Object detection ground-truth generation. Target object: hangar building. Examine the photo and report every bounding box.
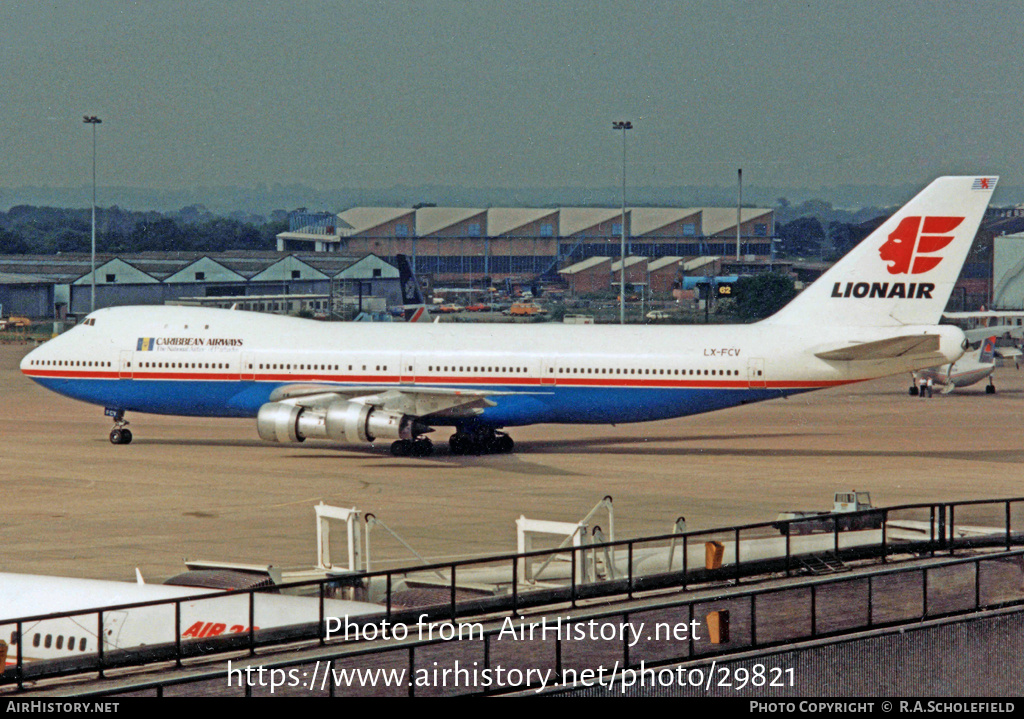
[0,252,402,320]
[276,205,775,283]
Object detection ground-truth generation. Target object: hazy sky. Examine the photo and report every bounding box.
[3,0,1022,195]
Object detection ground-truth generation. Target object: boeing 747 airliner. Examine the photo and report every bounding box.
[20,176,998,456]
[0,571,380,665]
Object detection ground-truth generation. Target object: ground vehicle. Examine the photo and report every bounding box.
[504,302,546,316]
[646,310,671,321]
[773,492,883,534]
[0,316,31,331]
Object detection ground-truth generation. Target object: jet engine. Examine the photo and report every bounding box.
[256,400,419,444]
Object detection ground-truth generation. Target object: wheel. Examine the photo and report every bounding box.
[109,429,123,444]
[986,384,996,394]
[412,438,433,457]
[909,385,919,396]
[390,440,411,456]
[449,433,471,455]
[121,428,133,445]
[489,433,514,453]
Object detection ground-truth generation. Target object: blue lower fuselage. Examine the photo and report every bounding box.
[31,375,800,427]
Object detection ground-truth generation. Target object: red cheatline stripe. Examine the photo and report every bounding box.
[22,369,855,391]
[23,369,120,379]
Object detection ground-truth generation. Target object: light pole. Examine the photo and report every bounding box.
[83,115,102,313]
[612,120,632,324]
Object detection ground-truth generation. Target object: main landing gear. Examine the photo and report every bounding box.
[107,410,133,445]
[389,437,434,457]
[448,428,514,456]
[389,428,516,457]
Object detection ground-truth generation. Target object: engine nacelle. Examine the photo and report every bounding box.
[256,402,306,443]
[256,400,416,444]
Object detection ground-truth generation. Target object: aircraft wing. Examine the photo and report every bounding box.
[814,334,943,362]
[943,311,1024,320]
[267,383,511,419]
[964,325,1024,343]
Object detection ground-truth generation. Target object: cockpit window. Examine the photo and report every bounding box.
[82,318,96,326]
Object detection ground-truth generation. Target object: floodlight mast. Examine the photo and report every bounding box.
[612,120,632,324]
[83,115,102,313]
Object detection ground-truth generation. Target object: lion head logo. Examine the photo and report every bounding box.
[878,216,963,275]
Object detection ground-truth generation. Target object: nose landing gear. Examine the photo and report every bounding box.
[106,409,133,445]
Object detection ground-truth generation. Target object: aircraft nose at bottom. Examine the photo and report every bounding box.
[20,344,41,373]
[20,336,61,376]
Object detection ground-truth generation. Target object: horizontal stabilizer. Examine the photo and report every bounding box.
[964,325,1024,343]
[943,311,1024,320]
[815,334,941,361]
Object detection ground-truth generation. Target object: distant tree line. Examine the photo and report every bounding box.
[0,206,286,255]
[772,196,892,262]
[0,198,898,261]
[772,194,1006,266]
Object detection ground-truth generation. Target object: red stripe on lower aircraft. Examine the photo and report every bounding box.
[22,369,854,391]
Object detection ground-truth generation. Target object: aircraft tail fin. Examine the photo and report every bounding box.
[394,254,432,323]
[979,335,998,364]
[766,176,998,327]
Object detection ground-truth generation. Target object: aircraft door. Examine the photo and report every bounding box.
[119,351,133,379]
[747,358,766,388]
[541,357,557,385]
[400,354,417,384]
[100,610,129,651]
[241,352,255,381]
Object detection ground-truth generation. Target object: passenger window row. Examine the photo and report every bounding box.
[257,364,387,372]
[8,630,88,652]
[140,362,226,369]
[558,367,739,376]
[28,360,112,367]
[427,366,526,373]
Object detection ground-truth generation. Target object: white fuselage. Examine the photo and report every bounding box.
[0,571,379,664]
[20,305,966,428]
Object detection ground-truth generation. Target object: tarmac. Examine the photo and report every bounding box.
[3,340,1024,583]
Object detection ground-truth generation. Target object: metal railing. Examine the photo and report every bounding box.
[4,496,1023,690]
[74,548,1024,697]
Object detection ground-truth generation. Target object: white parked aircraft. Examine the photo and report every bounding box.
[910,335,1000,395]
[0,571,380,665]
[20,176,998,456]
[943,310,1024,344]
